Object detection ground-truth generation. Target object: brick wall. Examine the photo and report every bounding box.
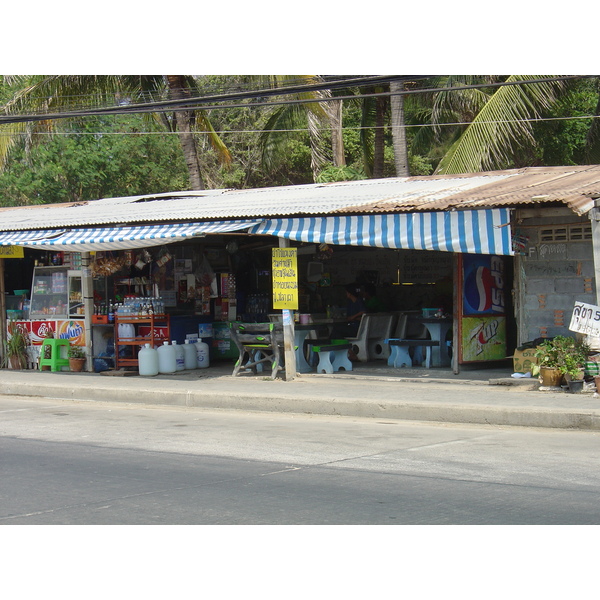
[515,209,594,343]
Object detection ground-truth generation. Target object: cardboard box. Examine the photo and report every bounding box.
[512,347,539,374]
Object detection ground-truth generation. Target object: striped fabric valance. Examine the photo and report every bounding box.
[0,220,262,252]
[248,208,512,255]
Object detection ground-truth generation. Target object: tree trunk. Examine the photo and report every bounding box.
[166,76,204,190]
[372,96,386,179]
[390,80,410,176]
[329,99,346,167]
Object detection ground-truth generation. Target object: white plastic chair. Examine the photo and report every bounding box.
[346,314,371,362]
[366,314,396,360]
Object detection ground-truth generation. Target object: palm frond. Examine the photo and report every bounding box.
[435,75,567,174]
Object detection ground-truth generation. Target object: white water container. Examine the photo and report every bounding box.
[196,338,210,369]
[157,341,176,373]
[183,340,197,370]
[138,343,159,376]
[172,341,185,371]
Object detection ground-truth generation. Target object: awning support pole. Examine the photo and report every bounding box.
[278,237,296,381]
[81,252,94,372]
[0,258,6,365]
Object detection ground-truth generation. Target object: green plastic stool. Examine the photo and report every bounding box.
[39,338,70,372]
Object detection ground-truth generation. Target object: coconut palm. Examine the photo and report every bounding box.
[0,75,231,190]
[258,75,338,181]
[431,75,569,174]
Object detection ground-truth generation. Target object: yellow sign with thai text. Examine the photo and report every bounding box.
[272,248,298,309]
[0,246,24,258]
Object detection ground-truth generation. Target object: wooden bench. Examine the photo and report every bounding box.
[385,338,440,369]
[307,339,353,374]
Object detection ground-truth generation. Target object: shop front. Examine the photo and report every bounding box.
[1,207,514,376]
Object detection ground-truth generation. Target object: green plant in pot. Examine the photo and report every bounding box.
[3,321,30,370]
[533,335,590,386]
[67,345,86,372]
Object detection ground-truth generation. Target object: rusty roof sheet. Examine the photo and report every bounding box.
[0,165,598,231]
[341,165,600,216]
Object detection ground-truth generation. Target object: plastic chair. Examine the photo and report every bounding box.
[39,338,70,372]
[346,314,371,362]
[366,314,396,361]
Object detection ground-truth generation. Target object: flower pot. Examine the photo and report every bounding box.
[9,355,25,370]
[539,366,562,387]
[567,379,584,394]
[564,369,585,382]
[68,358,86,372]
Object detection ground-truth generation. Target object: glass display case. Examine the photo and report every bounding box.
[30,266,84,319]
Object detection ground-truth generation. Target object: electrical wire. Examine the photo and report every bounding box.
[0,112,598,137]
[0,75,595,126]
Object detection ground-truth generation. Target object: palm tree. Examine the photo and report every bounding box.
[389,80,409,176]
[258,75,337,181]
[0,75,231,190]
[430,76,569,174]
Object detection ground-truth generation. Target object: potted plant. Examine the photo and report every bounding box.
[67,345,86,372]
[3,321,29,370]
[533,336,590,388]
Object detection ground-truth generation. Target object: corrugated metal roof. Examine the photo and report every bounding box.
[0,165,598,232]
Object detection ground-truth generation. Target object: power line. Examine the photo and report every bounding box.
[0,75,426,124]
[1,112,598,137]
[1,75,594,126]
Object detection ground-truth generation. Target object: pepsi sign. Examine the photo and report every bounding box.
[462,255,505,316]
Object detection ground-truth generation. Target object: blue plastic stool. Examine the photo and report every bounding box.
[39,339,70,372]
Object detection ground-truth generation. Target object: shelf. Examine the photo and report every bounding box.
[114,314,170,370]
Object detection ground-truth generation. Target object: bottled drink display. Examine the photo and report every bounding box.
[96,296,166,319]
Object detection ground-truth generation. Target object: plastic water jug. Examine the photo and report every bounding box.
[157,341,176,373]
[138,343,159,376]
[172,341,185,371]
[183,340,197,370]
[196,338,210,369]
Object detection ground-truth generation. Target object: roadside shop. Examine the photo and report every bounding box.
[1,166,598,378]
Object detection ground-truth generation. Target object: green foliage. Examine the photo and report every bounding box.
[3,321,29,368]
[533,78,598,165]
[0,115,189,205]
[316,164,365,182]
[534,335,590,377]
[408,154,434,176]
[67,346,86,358]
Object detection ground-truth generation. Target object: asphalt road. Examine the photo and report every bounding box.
[2,395,600,525]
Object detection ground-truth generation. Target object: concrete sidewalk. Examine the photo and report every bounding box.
[2,361,600,431]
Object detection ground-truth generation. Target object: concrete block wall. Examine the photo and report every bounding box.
[516,210,595,343]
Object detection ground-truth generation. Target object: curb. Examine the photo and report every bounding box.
[3,377,600,431]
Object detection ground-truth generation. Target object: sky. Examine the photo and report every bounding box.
[2,2,591,75]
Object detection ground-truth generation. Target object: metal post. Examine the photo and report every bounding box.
[278,237,296,381]
[591,202,600,306]
[0,258,6,364]
[81,252,94,372]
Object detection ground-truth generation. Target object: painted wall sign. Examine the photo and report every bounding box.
[569,301,600,337]
[272,248,298,310]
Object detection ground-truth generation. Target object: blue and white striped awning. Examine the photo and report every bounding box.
[248,208,512,255]
[0,220,262,252]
